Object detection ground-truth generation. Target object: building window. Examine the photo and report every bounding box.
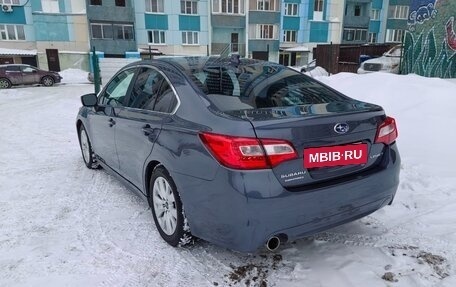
[284,3,298,16]
[370,9,380,20]
[343,28,367,41]
[145,0,164,13]
[313,0,324,20]
[114,24,134,40]
[368,32,377,43]
[354,5,361,16]
[115,0,125,7]
[148,30,166,44]
[90,0,101,5]
[249,24,277,39]
[181,0,197,14]
[213,0,244,14]
[388,5,409,19]
[386,29,404,42]
[0,0,20,4]
[314,0,323,12]
[182,31,199,45]
[283,30,297,42]
[91,23,113,39]
[257,0,276,11]
[0,24,25,40]
[41,0,59,13]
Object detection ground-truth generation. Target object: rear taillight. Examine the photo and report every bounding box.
[375,116,398,145]
[199,132,298,170]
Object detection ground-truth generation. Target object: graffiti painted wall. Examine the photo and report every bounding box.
[403,0,456,78]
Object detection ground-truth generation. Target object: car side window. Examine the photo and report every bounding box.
[154,80,178,113]
[99,69,135,107]
[6,66,21,72]
[127,68,162,110]
[21,66,36,73]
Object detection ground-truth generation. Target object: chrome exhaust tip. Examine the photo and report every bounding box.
[266,236,281,252]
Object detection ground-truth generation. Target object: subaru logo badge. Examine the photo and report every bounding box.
[334,123,349,134]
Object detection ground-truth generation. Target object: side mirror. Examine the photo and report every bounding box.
[81,93,98,107]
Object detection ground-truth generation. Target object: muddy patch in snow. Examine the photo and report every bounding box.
[417,251,449,279]
[385,245,450,282]
[224,254,283,286]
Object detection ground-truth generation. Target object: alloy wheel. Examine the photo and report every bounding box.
[152,176,178,235]
[80,129,90,164]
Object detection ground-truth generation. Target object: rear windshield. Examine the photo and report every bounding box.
[167,57,351,112]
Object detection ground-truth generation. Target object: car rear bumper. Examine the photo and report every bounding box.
[173,143,400,253]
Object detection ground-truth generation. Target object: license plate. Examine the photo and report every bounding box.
[304,143,368,168]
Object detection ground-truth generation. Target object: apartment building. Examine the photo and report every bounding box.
[384,0,409,43]
[342,0,372,44]
[279,0,344,66]
[210,0,282,62]
[0,0,89,70]
[210,0,247,57]
[248,0,281,62]
[368,0,383,43]
[33,0,89,71]
[0,0,36,65]
[86,0,136,57]
[135,0,209,56]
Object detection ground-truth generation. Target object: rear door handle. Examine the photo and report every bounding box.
[109,118,116,127]
[142,124,159,139]
[142,124,154,135]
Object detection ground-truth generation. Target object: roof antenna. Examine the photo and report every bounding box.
[230,53,240,67]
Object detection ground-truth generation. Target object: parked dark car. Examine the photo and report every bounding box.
[76,56,400,253]
[0,64,62,88]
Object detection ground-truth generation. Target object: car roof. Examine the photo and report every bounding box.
[123,56,269,72]
[0,64,31,68]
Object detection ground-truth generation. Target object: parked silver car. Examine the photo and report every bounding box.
[358,45,402,74]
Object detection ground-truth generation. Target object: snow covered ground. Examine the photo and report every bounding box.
[0,72,455,287]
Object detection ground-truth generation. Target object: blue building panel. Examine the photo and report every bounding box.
[307,0,314,20]
[179,15,200,31]
[283,0,301,3]
[31,1,42,11]
[283,16,300,30]
[249,11,280,25]
[324,0,329,21]
[371,0,383,9]
[0,6,26,24]
[145,14,168,30]
[249,40,280,52]
[59,0,66,13]
[369,20,381,33]
[33,14,69,41]
[309,21,329,42]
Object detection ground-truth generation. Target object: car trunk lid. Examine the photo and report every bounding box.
[225,101,386,188]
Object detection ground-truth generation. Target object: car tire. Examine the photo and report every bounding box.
[0,78,12,89]
[78,125,100,169]
[41,76,55,87]
[149,166,192,247]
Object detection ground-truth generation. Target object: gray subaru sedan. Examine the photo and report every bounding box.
[76,56,400,253]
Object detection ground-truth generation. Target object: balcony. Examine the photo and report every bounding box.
[344,16,371,29]
[211,14,246,28]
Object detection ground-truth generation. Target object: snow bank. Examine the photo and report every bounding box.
[319,72,456,178]
[59,68,91,84]
[305,66,329,77]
